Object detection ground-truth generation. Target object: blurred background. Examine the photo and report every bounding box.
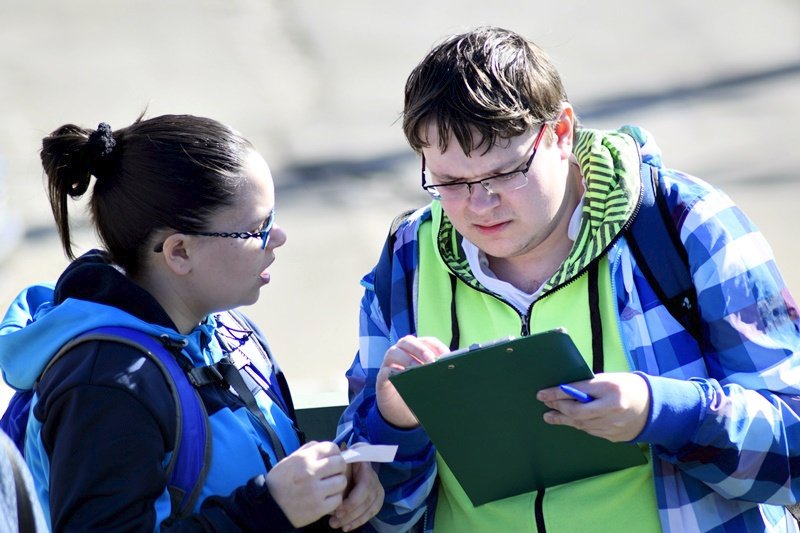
[1,0,799,411]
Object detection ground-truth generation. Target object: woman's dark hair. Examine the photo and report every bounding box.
[41,114,254,276]
[403,26,568,155]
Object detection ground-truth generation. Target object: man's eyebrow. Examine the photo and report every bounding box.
[431,157,524,183]
[431,172,468,183]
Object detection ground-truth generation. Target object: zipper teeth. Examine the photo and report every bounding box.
[443,264,527,323]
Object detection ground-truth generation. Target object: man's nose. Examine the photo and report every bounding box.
[467,182,500,212]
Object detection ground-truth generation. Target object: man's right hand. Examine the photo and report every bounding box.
[376,335,449,428]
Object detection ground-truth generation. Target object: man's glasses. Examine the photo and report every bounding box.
[421,123,548,201]
[152,211,275,253]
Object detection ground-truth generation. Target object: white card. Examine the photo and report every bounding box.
[341,442,398,464]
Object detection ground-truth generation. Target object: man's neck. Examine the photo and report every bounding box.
[488,233,575,294]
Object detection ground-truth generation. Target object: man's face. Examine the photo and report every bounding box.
[421,118,576,266]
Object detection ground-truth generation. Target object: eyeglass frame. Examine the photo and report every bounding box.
[420,123,549,200]
[152,210,275,253]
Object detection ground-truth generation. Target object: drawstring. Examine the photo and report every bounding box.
[587,263,604,373]
[448,273,460,350]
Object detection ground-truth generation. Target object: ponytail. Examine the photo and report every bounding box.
[41,122,119,259]
[39,114,251,276]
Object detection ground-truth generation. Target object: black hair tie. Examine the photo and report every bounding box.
[88,122,116,159]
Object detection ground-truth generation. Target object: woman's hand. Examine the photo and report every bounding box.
[329,461,384,531]
[266,441,348,528]
[376,335,449,428]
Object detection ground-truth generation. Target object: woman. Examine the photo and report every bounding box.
[0,115,382,531]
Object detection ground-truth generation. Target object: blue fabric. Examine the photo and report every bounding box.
[0,285,189,390]
[90,326,208,515]
[0,391,33,452]
[0,267,300,529]
[1,324,211,514]
[634,372,704,450]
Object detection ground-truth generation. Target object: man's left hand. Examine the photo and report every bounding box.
[536,372,651,442]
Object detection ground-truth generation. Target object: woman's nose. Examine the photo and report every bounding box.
[267,224,287,250]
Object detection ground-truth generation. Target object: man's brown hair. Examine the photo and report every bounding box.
[403,26,567,155]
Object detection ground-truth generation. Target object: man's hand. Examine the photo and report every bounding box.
[376,335,449,428]
[329,462,385,531]
[536,372,651,442]
[266,441,348,528]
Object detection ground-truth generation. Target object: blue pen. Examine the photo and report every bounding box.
[559,384,594,403]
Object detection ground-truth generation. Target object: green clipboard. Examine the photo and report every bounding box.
[388,329,646,506]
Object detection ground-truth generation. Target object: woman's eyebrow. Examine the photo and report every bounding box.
[249,209,274,229]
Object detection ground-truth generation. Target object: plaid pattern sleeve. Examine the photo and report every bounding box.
[615,168,800,531]
[337,208,438,532]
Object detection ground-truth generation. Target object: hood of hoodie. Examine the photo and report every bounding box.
[0,250,220,390]
[429,125,661,293]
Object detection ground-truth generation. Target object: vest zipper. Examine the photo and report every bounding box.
[443,270,529,335]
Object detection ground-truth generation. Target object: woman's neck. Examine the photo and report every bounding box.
[130,270,202,335]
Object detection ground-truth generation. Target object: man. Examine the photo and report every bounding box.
[339,26,800,531]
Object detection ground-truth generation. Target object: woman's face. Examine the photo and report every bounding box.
[186,150,287,314]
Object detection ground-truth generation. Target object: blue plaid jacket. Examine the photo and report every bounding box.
[339,128,800,532]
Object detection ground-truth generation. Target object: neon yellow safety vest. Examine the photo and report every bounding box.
[416,207,660,532]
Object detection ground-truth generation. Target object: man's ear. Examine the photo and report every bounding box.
[552,103,576,158]
[160,234,193,275]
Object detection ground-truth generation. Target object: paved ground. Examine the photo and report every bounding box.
[1,0,799,410]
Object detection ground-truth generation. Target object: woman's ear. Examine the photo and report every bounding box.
[552,103,576,158]
[160,234,193,275]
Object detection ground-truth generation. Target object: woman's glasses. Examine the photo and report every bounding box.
[153,211,275,253]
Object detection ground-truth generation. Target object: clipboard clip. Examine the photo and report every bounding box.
[444,336,517,369]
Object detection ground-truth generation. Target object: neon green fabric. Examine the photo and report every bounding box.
[416,199,659,531]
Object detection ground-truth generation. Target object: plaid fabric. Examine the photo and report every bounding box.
[339,126,800,532]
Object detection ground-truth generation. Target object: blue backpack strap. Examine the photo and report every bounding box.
[626,163,701,340]
[49,327,211,520]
